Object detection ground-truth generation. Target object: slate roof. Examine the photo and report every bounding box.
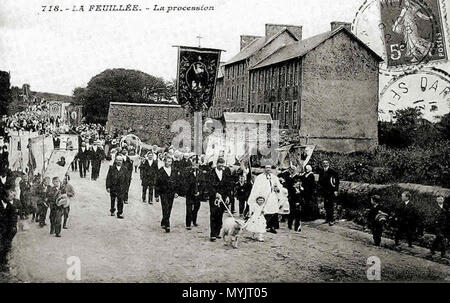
[250,27,383,70]
[224,28,299,66]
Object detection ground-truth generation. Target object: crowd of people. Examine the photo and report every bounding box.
[1,117,450,273]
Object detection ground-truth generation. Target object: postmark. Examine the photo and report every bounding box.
[352,0,449,76]
[379,67,450,121]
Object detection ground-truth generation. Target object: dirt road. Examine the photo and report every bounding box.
[3,161,450,282]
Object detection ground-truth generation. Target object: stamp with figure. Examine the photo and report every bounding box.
[352,0,449,76]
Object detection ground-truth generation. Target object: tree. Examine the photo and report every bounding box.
[436,113,450,141]
[379,107,443,148]
[77,68,173,124]
[0,71,12,116]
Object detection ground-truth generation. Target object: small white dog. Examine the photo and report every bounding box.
[220,216,245,248]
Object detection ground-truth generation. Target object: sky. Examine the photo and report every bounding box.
[0,0,362,95]
[0,0,449,101]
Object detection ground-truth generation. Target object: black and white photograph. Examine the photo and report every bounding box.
[0,0,450,290]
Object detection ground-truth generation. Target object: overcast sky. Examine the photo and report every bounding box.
[0,0,449,96]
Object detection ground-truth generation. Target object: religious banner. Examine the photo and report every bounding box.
[45,149,78,180]
[276,144,316,173]
[176,46,222,111]
[58,134,79,150]
[28,135,54,175]
[48,102,62,118]
[67,105,83,126]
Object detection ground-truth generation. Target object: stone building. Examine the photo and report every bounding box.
[208,22,382,153]
[106,102,191,147]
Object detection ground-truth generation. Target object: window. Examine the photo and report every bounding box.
[293,102,298,127]
[270,103,274,118]
[285,101,289,126]
[277,102,282,121]
[294,62,298,85]
[257,104,261,113]
[259,71,263,92]
[251,105,255,113]
[241,85,245,102]
[232,86,235,100]
[236,86,239,101]
[264,104,268,113]
[272,68,276,89]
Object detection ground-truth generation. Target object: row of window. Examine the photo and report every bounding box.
[209,107,245,118]
[225,62,246,80]
[214,82,246,104]
[208,101,299,128]
[250,101,299,127]
[250,60,300,92]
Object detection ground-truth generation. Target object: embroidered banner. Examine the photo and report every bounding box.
[176,46,222,111]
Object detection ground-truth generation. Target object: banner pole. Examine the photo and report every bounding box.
[194,110,202,155]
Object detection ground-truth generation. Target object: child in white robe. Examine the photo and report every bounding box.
[246,196,267,242]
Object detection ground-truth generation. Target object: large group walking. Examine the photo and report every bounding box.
[1,111,450,274]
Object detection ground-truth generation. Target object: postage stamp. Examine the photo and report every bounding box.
[352,0,449,76]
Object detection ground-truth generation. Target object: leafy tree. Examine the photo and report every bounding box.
[379,107,445,148]
[436,113,450,141]
[0,71,12,116]
[77,68,173,124]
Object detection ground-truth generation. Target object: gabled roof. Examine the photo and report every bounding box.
[223,112,272,123]
[224,27,299,66]
[250,26,383,70]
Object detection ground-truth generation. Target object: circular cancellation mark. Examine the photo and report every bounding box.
[351,0,449,76]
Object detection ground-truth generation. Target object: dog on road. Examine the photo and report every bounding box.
[220,216,245,248]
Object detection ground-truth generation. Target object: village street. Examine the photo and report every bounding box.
[3,161,450,283]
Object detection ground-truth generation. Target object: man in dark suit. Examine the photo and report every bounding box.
[394,191,419,248]
[184,157,203,230]
[0,168,13,203]
[121,149,133,204]
[155,155,179,233]
[47,177,63,237]
[78,142,89,178]
[318,160,339,226]
[207,157,232,241]
[106,155,129,219]
[89,141,105,181]
[0,145,9,174]
[430,196,450,258]
[0,189,18,271]
[301,165,317,221]
[139,151,158,204]
[35,176,50,227]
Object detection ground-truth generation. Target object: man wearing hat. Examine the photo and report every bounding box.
[206,157,233,241]
[106,155,129,219]
[318,160,340,226]
[183,156,204,229]
[89,140,105,181]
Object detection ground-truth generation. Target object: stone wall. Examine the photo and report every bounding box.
[106,102,192,147]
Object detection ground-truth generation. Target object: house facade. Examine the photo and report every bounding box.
[208,22,382,153]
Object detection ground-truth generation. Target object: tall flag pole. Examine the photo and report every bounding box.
[175,45,223,155]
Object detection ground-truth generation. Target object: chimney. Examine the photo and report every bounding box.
[330,21,351,31]
[240,35,262,50]
[265,24,302,40]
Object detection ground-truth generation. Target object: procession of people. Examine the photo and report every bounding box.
[1,101,450,273]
